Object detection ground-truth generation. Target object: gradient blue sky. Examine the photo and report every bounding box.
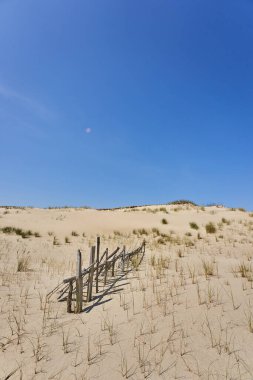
[0,0,252,209]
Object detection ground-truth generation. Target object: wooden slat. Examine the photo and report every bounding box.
[75,250,83,313]
[67,280,73,313]
[96,237,100,293]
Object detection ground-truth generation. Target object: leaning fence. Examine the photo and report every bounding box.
[47,237,146,313]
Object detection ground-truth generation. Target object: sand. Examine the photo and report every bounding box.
[0,204,253,379]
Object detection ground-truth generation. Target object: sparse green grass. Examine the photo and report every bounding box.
[244,309,253,333]
[233,262,252,279]
[138,228,148,235]
[238,263,250,278]
[161,218,168,225]
[1,226,18,234]
[0,226,41,239]
[157,237,166,245]
[150,254,170,269]
[17,252,31,272]
[202,259,215,278]
[168,200,197,206]
[221,218,230,225]
[133,228,148,235]
[157,233,181,245]
[143,207,169,214]
[189,222,199,230]
[130,255,141,270]
[151,227,160,236]
[177,249,183,258]
[184,237,195,247]
[53,236,60,245]
[205,222,216,234]
[159,207,168,213]
[114,230,123,236]
[150,255,156,267]
[46,205,90,210]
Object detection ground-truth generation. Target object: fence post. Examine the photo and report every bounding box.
[111,258,115,277]
[96,237,100,293]
[67,280,73,313]
[104,248,108,285]
[87,246,95,302]
[76,250,83,313]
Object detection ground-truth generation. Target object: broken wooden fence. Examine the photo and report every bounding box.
[47,237,145,313]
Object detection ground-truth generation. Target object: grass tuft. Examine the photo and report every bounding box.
[17,252,31,272]
[202,259,215,278]
[1,226,41,238]
[189,222,199,230]
[205,222,216,234]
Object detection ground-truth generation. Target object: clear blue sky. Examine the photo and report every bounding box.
[0,0,252,209]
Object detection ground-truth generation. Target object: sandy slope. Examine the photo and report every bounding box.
[0,204,253,380]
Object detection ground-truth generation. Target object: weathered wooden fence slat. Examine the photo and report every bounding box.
[87,246,96,302]
[76,250,83,313]
[67,280,73,313]
[104,248,109,285]
[96,236,100,293]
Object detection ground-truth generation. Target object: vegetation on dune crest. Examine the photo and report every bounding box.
[168,200,197,206]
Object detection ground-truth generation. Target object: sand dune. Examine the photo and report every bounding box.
[1,204,253,379]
